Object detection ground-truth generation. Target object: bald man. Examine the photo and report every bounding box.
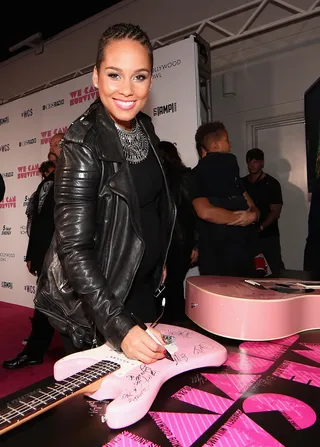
[49,132,64,159]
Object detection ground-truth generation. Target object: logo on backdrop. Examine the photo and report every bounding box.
[43,99,64,110]
[153,102,178,116]
[1,281,13,289]
[21,108,33,118]
[40,127,68,145]
[24,284,36,294]
[69,85,98,106]
[152,59,182,79]
[0,116,9,126]
[20,225,27,235]
[0,143,10,152]
[0,253,15,262]
[17,164,40,179]
[1,171,14,178]
[0,196,16,208]
[1,225,12,236]
[19,137,37,147]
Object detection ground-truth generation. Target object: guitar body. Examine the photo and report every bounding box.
[53,323,227,429]
[186,276,320,341]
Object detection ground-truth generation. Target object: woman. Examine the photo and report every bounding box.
[34,23,176,365]
[157,141,198,323]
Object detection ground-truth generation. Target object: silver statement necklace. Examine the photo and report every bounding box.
[115,119,149,164]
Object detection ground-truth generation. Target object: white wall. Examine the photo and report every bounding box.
[210,39,320,270]
[1,0,319,272]
[0,0,249,100]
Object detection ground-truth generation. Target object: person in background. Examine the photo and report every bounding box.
[49,132,64,159]
[157,141,198,323]
[304,166,320,278]
[242,148,284,276]
[34,23,175,365]
[0,173,5,202]
[48,151,59,164]
[191,121,260,277]
[3,139,63,369]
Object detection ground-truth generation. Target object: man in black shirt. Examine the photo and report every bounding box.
[191,122,259,277]
[242,148,284,276]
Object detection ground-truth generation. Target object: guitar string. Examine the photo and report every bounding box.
[0,361,120,424]
[0,368,116,423]
[0,364,116,421]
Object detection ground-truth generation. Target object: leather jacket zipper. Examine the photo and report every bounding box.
[108,163,145,303]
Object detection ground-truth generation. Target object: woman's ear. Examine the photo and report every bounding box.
[92,66,99,88]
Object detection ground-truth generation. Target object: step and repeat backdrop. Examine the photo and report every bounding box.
[0,36,200,307]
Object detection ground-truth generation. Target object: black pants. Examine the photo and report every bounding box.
[23,308,55,359]
[162,241,193,324]
[304,239,320,278]
[199,225,257,277]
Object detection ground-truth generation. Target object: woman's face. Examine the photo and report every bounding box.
[93,39,152,130]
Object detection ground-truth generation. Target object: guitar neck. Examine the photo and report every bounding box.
[0,360,120,436]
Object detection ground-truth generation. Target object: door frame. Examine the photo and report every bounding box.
[246,112,305,149]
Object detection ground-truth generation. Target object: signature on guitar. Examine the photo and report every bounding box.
[123,365,158,403]
[193,343,215,355]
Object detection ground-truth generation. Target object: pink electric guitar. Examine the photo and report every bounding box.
[0,324,227,435]
[186,275,320,341]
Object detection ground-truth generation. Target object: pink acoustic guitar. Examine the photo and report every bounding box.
[0,324,227,435]
[186,276,320,341]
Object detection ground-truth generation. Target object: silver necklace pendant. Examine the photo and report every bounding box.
[115,119,149,164]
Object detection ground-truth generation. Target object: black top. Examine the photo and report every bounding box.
[165,166,196,246]
[25,172,55,274]
[242,173,283,237]
[307,178,320,241]
[124,147,163,321]
[191,152,246,200]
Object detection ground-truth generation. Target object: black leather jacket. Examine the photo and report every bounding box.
[34,99,176,351]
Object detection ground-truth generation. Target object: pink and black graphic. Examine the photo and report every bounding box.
[101,333,320,446]
[3,330,320,447]
[104,431,160,447]
[204,410,284,447]
[243,393,316,429]
[293,343,320,364]
[273,360,320,388]
[149,411,219,447]
[202,373,259,401]
[172,386,233,414]
[224,352,274,374]
[239,341,286,361]
[272,335,299,346]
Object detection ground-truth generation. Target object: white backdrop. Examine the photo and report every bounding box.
[0,36,200,308]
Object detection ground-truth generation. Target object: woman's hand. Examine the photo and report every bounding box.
[121,325,166,364]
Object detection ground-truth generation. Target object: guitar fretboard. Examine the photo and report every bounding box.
[0,360,120,433]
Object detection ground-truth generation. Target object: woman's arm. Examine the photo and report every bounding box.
[54,141,135,350]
